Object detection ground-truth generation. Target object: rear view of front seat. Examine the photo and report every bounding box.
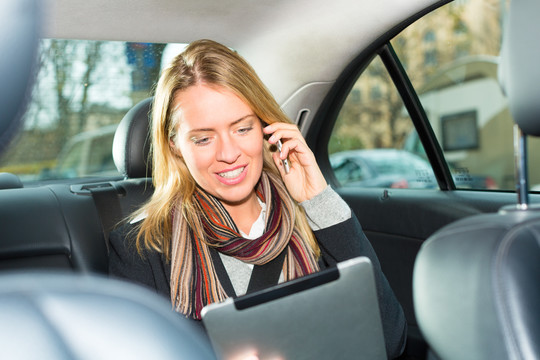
[413,0,540,359]
[0,272,217,360]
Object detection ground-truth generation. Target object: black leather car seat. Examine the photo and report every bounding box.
[413,0,540,359]
[0,272,216,359]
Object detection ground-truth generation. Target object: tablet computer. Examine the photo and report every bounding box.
[201,256,387,360]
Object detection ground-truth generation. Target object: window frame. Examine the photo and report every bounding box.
[309,42,456,191]
[307,0,456,191]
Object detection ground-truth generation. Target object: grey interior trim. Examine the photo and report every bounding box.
[281,81,334,135]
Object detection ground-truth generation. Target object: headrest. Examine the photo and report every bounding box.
[0,272,217,359]
[0,172,23,189]
[413,211,540,360]
[113,98,153,178]
[0,0,40,154]
[498,0,540,136]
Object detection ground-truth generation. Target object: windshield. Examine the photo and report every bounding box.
[0,39,186,183]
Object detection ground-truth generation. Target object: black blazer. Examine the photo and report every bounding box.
[109,213,407,358]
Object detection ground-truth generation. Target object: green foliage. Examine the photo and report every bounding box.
[328,135,364,155]
[0,160,56,175]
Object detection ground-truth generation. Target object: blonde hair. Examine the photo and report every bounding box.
[132,39,319,259]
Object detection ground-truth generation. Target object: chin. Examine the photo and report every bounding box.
[216,188,255,206]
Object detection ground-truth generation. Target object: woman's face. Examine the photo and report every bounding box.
[171,83,264,208]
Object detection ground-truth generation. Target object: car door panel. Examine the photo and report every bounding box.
[334,187,538,358]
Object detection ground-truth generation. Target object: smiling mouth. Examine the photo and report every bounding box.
[218,167,245,179]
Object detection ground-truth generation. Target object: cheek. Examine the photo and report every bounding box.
[174,141,211,181]
[244,135,264,159]
[182,146,213,173]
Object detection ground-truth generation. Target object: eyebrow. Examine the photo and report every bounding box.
[188,114,257,133]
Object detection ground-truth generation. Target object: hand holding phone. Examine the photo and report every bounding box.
[262,120,327,202]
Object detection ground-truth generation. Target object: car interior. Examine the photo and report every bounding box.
[413,0,540,358]
[0,0,538,359]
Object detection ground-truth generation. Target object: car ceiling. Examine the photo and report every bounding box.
[42,0,441,106]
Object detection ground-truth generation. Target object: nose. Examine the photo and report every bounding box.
[216,134,241,164]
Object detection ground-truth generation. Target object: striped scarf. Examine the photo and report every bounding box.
[170,171,320,319]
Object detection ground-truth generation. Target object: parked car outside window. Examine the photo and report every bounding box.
[330,149,436,189]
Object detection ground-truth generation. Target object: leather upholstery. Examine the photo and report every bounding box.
[112,97,153,178]
[0,272,216,359]
[0,172,23,189]
[498,0,540,136]
[0,185,109,273]
[414,210,540,360]
[0,0,40,154]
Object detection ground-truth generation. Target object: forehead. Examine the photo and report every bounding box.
[173,84,254,131]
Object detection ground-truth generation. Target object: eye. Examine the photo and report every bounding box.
[191,136,211,146]
[237,126,253,135]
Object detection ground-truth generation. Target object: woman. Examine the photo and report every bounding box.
[109,39,406,358]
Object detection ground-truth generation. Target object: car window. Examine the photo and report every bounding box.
[392,0,539,191]
[329,56,437,189]
[330,0,539,192]
[0,39,186,183]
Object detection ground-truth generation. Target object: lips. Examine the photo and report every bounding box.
[215,166,247,185]
[218,166,245,179]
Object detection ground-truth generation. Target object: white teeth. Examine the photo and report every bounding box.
[218,167,244,179]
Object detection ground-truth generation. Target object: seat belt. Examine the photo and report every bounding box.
[247,249,287,293]
[207,248,287,297]
[81,182,124,252]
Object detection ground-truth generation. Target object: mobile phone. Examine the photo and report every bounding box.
[276,139,290,174]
